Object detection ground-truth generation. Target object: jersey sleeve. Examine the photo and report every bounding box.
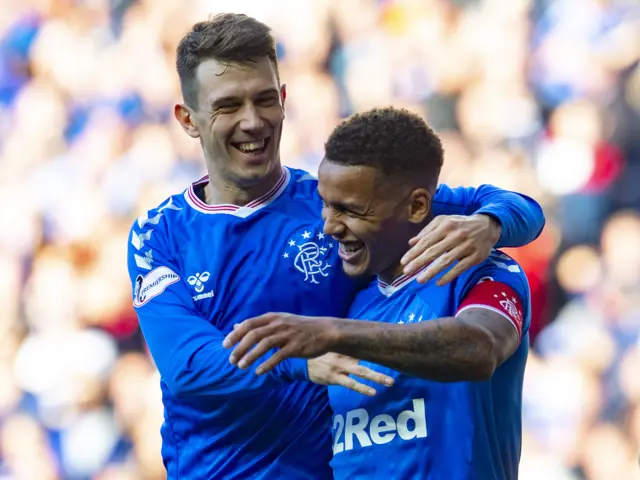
[127,212,308,399]
[432,184,545,248]
[452,251,531,341]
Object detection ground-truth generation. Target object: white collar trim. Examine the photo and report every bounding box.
[184,167,290,218]
[377,265,429,297]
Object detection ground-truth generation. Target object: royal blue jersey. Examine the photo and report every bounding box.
[328,251,531,480]
[127,166,543,480]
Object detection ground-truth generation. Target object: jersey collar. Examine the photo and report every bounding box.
[184,167,290,218]
[377,265,429,297]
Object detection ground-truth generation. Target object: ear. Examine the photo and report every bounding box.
[407,189,432,225]
[174,103,200,139]
[280,84,287,112]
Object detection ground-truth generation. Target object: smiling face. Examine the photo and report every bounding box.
[176,56,285,188]
[318,159,431,280]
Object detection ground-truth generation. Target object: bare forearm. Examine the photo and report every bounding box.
[330,317,497,382]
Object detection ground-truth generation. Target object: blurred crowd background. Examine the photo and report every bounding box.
[0,0,639,478]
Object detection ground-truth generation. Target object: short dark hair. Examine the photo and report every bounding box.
[176,13,279,108]
[324,107,444,190]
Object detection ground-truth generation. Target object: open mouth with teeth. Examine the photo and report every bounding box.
[338,241,365,262]
[231,137,271,156]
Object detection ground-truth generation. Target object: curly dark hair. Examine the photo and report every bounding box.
[176,13,279,108]
[324,107,444,189]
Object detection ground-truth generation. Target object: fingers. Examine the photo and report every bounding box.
[223,314,275,348]
[416,242,483,285]
[406,216,444,245]
[405,214,505,284]
[330,356,393,395]
[401,218,444,267]
[416,242,465,284]
[229,325,282,367]
[307,353,393,396]
[401,229,448,274]
[350,364,395,387]
[416,242,472,285]
[415,251,455,285]
[435,255,480,286]
[410,236,462,284]
[331,373,377,397]
[255,347,293,375]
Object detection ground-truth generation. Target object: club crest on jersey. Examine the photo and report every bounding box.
[498,293,522,324]
[283,230,333,284]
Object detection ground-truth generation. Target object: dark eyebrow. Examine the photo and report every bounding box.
[318,190,366,214]
[254,88,280,98]
[211,96,242,107]
[340,202,367,214]
[211,89,280,108]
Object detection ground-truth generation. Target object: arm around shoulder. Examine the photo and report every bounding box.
[433,183,545,247]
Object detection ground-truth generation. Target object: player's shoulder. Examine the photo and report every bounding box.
[409,250,528,302]
[285,167,320,198]
[127,191,190,272]
[130,193,187,234]
[432,183,470,206]
[456,250,529,300]
[128,191,190,259]
[404,251,529,330]
[287,166,319,185]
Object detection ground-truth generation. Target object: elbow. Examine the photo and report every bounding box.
[160,345,212,398]
[164,368,198,399]
[164,374,187,399]
[532,205,546,241]
[467,357,496,382]
[414,332,498,382]
[465,329,499,382]
[524,194,546,241]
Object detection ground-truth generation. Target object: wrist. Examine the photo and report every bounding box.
[325,317,347,352]
[477,213,502,245]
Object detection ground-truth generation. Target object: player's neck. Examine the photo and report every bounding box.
[377,217,432,286]
[378,260,407,286]
[203,167,283,206]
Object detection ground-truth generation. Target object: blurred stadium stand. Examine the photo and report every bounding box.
[0,0,639,478]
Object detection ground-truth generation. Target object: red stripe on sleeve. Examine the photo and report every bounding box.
[456,278,524,339]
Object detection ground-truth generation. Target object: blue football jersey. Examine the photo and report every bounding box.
[128,168,356,480]
[127,166,543,480]
[328,251,531,480]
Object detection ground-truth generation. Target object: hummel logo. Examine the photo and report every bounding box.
[187,272,210,293]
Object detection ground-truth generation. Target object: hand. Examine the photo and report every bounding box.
[223,313,340,373]
[223,313,394,396]
[400,214,502,286]
[308,353,394,397]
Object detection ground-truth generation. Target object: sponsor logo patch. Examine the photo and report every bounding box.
[333,398,427,454]
[133,266,180,307]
